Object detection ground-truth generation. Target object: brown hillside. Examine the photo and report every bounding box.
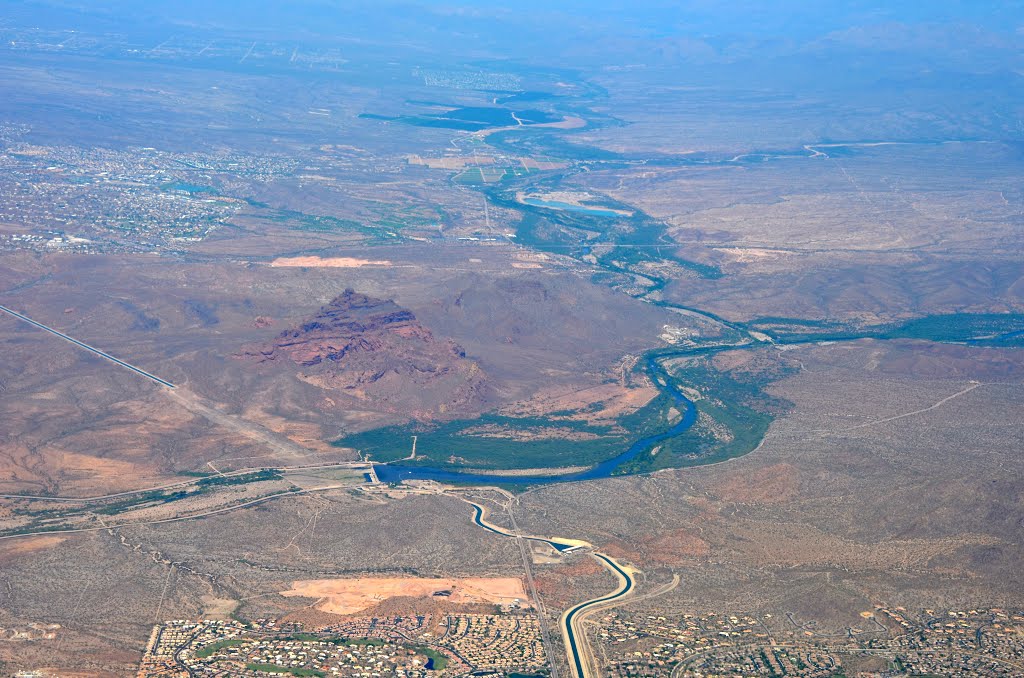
[241,289,489,418]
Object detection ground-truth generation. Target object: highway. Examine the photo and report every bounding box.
[164,388,316,462]
[0,482,354,543]
[0,304,339,464]
[0,304,175,388]
[0,460,373,502]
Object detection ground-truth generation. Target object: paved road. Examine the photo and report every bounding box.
[0,304,175,387]
[0,483,351,542]
[165,388,316,463]
[0,461,371,502]
[0,304,325,464]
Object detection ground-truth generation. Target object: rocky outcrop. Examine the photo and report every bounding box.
[242,289,488,418]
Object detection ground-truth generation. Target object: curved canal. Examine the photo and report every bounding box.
[465,500,636,678]
[561,553,635,678]
[469,502,579,552]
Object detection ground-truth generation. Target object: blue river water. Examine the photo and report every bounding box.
[374,358,697,486]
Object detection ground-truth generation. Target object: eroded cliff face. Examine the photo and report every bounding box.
[241,289,489,418]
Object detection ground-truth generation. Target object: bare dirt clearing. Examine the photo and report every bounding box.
[282,577,529,614]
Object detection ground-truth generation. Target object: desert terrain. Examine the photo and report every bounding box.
[0,2,1022,676]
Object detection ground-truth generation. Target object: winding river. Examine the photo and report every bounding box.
[374,356,699,486]
[374,126,1024,489]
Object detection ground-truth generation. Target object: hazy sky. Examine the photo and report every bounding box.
[8,0,1024,77]
[16,0,1024,40]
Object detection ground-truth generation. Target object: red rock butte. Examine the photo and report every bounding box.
[241,289,489,417]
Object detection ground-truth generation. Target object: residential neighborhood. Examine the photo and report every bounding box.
[138,613,547,677]
[595,608,1024,677]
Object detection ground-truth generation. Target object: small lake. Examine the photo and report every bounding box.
[521,197,625,217]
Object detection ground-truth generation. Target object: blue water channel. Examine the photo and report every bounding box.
[563,553,634,677]
[469,504,576,552]
[374,357,697,486]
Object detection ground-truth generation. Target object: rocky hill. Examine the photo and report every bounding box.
[242,289,488,418]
